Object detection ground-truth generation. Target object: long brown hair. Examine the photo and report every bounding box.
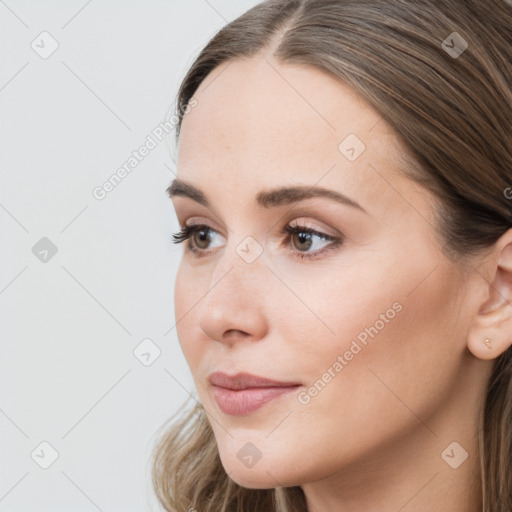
[152,1,512,510]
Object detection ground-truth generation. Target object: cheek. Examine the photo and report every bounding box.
[284,259,464,447]
[173,263,202,365]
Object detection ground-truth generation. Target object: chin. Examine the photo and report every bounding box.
[218,450,304,489]
[228,471,277,489]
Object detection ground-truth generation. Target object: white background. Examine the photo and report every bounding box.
[0,1,260,510]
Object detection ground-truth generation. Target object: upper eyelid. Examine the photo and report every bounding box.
[179,213,341,236]
[183,220,331,234]
[173,200,342,224]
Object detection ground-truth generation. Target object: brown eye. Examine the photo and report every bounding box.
[283,224,342,261]
[171,222,341,261]
[291,230,313,252]
[171,223,225,257]
[192,226,212,250]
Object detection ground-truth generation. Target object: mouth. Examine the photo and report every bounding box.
[208,371,302,416]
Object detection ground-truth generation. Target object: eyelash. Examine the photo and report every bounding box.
[171,222,342,261]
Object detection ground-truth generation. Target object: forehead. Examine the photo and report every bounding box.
[175,56,422,218]
[178,56,384,160]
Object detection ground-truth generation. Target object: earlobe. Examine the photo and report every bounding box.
[467,330,511,361]
[467,308,512,361]
[467,232,512,361]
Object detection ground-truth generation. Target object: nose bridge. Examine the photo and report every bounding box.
[198,233,269,342]
[210,232,267,302]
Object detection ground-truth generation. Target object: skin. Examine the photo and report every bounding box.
[169,51,512,512]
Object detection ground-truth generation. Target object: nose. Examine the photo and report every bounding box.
[197,243,269,345]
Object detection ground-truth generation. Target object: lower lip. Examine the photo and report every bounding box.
[212,385,300,416]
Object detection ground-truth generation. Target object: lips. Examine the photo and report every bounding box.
[208,371,302,416]
[208,371,301,390]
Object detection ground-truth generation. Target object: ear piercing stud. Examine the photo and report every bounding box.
[484,338,492,349]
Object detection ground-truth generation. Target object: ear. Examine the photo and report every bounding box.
[467,229,512,361]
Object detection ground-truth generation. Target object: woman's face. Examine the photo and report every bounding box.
[169,55,481,489]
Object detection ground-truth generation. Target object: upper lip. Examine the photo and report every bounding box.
[208,371,301,390]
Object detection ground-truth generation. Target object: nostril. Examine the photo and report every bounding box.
[224,329,250,338]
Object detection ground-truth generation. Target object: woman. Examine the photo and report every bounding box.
[152,1,512,510]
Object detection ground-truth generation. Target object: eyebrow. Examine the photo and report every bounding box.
[167,178,368,214]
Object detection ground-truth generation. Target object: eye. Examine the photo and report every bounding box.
[171,223,224,254]
[282,223,342,260]
[171,222,342,261]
